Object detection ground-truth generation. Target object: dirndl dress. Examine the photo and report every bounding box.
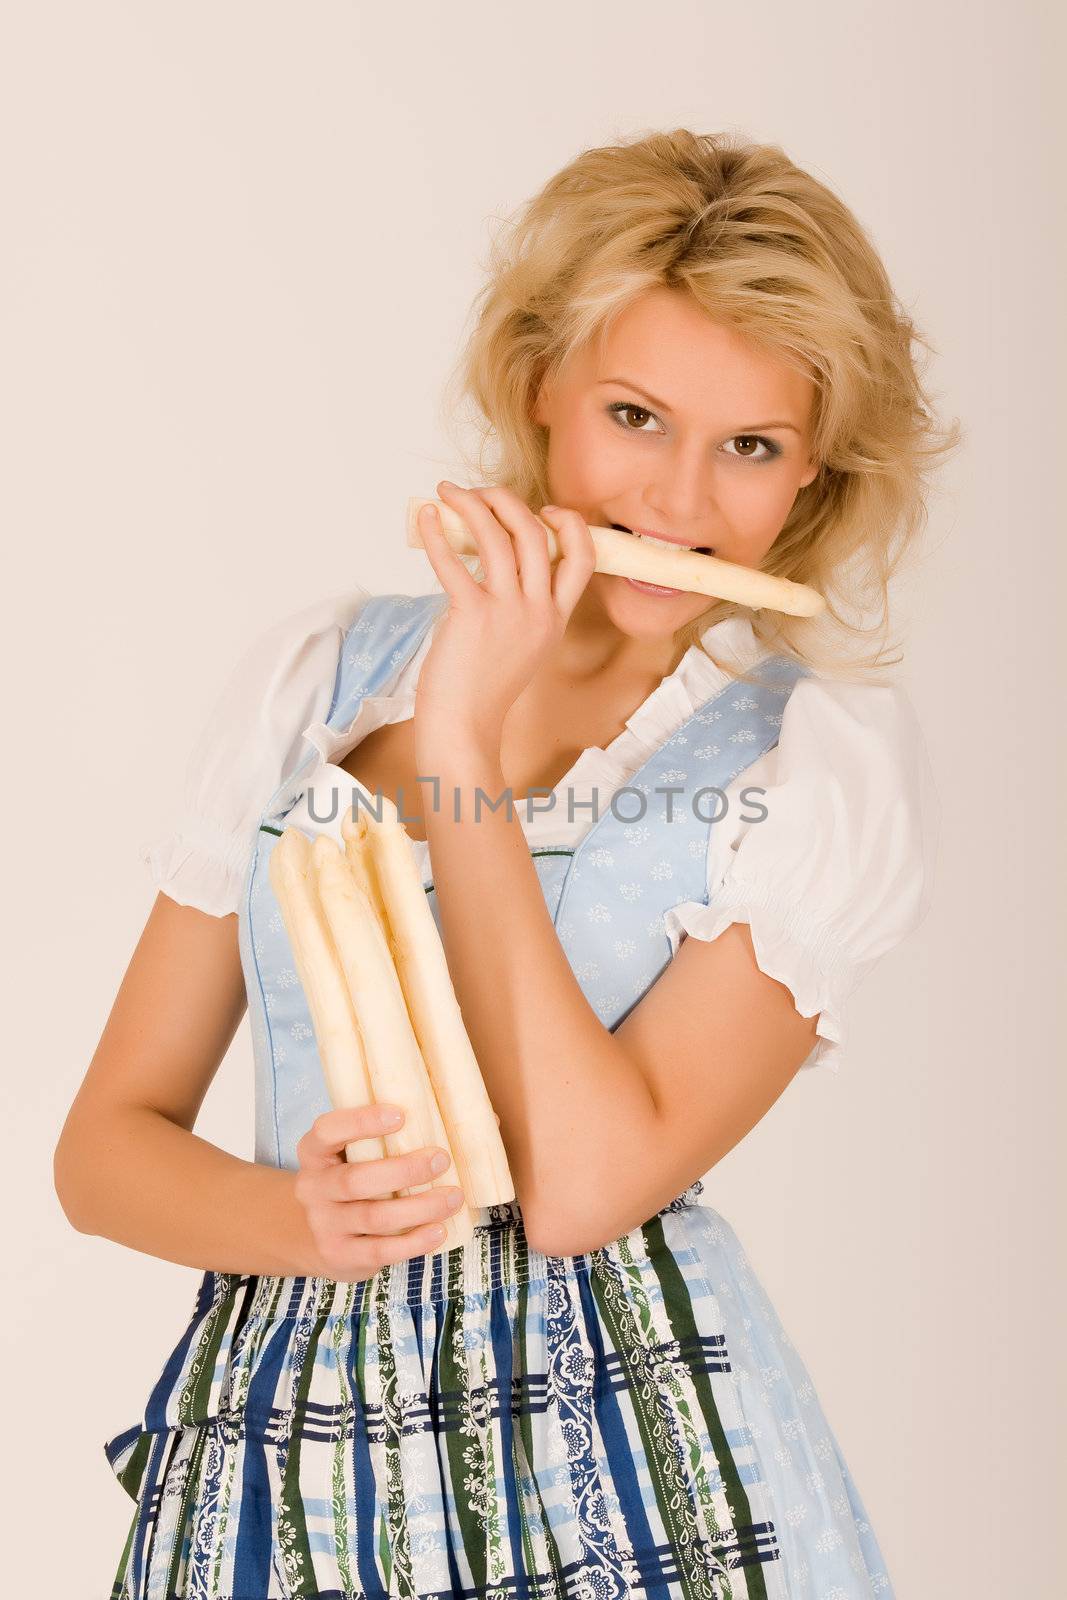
[104,592,897,1599]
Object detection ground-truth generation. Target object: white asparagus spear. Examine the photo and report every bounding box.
[344,804,390,929]
[268,827,391,1171]
[342,802,516,1207]
[343,805,498,1207]
[311,835,475,1252]
[406,494,825,617]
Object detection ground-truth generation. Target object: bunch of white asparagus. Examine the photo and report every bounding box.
[268,799,515,1254]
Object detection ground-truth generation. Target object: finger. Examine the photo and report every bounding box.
[542,505,598,618]
[437,480,518,596]
[417,501,483,604]
[296,1104,406,1173]
[472,485,553,601]
[343,1185,465,1238]
[326,1143,454,1203]
[340,1218,454,1275]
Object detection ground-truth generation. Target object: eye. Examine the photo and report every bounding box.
[607,403,783,463]
[723,434,782,463]
[606,401,662,433]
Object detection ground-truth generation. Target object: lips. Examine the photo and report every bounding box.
[610,522,713,555]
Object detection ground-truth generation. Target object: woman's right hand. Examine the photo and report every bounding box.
[293,1104,465,1282]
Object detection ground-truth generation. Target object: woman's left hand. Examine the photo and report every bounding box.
[412,481,597,752]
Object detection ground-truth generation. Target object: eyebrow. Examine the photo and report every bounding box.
[597,377,802,433]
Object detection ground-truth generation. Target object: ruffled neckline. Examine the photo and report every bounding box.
[300,614,771,850]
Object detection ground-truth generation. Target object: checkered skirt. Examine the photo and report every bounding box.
[105,1197,895,1599]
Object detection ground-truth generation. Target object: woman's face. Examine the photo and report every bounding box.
[532,285,819,641]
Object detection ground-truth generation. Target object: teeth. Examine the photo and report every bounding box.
[611,523,706,552]
[636,532,686,548]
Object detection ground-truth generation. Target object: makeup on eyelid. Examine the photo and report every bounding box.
[605,401,783,461]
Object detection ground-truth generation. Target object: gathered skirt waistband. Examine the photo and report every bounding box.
[244,1187,706,1318]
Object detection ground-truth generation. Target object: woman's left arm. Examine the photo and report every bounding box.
[417,721,658,1248]
[420,726,819,1257]
[413,481,818,1257]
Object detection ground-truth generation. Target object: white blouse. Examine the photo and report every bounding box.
[141,583,941,1073]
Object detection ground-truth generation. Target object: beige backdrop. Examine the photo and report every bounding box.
[5,2,1063,1594]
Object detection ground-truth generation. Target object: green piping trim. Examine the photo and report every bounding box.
[421,846,574,896]
[257,827,575,896]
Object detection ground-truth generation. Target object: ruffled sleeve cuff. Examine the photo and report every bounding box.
[138,582,373,919]
[139,813,254,919]
[659,676,941,1074]
[662,875,853,1073]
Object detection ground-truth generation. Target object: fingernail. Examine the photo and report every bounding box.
[380,1107,403,1129]
[429,1150,450,1174]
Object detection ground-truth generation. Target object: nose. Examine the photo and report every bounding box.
[640,440,720,541]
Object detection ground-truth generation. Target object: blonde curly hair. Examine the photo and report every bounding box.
[440,127,961,681]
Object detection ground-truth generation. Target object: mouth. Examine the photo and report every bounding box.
[609,522,714,556]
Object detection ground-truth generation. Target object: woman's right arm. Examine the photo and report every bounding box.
[52,891,318,1276]
[55,587,462,1279]
[52,893,465,1277]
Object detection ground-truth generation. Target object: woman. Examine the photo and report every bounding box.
[57,128,956,1598]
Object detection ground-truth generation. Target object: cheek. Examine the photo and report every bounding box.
[546,416,621,498]
[729,465,789,504]
[725,471,800,535]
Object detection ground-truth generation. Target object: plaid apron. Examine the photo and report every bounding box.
[104,593,896,1598]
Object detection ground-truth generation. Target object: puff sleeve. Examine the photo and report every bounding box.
[661,677,941,1072]
[140,583,372,917]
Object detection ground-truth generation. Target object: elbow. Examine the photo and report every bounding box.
[512,1172,586,1258]
[517,1190,570,1258]
[52,1135,93,1234]
[517,1155,653,1258]
[522,1211,576,1259]
[520,1200,606,1260]
[522,1172,706,1260]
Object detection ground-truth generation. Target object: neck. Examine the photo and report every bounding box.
[548,584,692,686]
